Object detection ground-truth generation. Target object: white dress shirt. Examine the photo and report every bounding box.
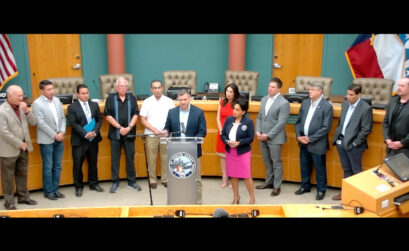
[265,93,280,116]
[304,95,323,136]
[139,94,175,135]
[228,122,241,142]
[80,100,92,123]
[43,95,59,129]
[341,98,360,136]
[179,104,191,137]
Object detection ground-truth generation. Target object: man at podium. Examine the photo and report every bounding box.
[164,89,207,204]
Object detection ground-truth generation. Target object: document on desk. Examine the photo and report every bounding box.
[83,118,96,142]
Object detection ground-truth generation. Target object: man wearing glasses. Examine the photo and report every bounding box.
[294,82,333,200]
[139,80,175,189]
[104,77,141,193]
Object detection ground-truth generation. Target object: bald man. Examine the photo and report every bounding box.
[0,85,37,210]
[383,78,409,158]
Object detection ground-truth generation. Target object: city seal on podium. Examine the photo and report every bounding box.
[169,152,196,179]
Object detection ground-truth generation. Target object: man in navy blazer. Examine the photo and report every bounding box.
[295,82,333,200]
[164,89,207,204]
[67,84,104,197]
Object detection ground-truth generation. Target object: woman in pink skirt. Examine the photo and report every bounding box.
[221,98,255,204]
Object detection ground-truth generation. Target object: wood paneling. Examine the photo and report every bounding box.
[273,34,324,94]
[27,34,83,99]
[0,100,387,196]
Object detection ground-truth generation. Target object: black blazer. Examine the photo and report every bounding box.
[164,104,207,158]
[221,115,255,155]
[383,96,409,151]
[67,100,103,146]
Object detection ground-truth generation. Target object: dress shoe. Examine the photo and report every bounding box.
[256,183,274,189]
[271,188,281,196]
[161,182,167,188]
[76,188,83,197]
[294,187,310,195]
[18,198,37,205]
[316,192,326,200]
[4,203,17,210]
[150,183,157,189]
[90,185,104,192]
[44,193,58,200]
[55,191,65,199]
[332,193,341,200]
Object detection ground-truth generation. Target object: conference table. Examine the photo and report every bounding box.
[0,100,387,196]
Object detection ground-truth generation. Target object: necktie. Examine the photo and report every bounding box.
[83,102,92,123]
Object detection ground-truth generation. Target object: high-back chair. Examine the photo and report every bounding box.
[225,70,259,99]
[163,70,197,95]
[99,73,134,100]
[295,76,333,100]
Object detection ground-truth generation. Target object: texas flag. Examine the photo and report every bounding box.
[345,34,407,92]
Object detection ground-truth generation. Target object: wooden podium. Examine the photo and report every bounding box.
[341,164,409,217]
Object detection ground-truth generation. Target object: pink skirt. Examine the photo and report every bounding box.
[225,147,251,178]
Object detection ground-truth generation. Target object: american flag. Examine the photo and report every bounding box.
[0,34,18,90]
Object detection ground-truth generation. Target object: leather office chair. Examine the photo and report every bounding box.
[295,76,333,100]
[99,73,134,100]
[163,70,197,95]
[225,70,259,99]
[47,77,84,98]
[352,78,394,106]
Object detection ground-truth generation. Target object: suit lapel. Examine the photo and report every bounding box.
[5,102,22,126]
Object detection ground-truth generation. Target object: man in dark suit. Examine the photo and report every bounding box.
[67,84,104,197]
[331,84,372,200]
[295,82,333,200]
[163,89,207,204]
[383,77,409,158]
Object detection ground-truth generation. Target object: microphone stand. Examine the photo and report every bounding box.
[141,134,154,206]
[128,132,164,206]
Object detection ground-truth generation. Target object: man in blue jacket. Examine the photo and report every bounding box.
[164,89,207,204]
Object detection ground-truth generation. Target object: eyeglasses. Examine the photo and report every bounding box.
[151,87,162,90]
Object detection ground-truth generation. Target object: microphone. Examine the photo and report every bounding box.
[181,122,186,134]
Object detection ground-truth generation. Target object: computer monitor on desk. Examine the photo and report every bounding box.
[239,91,249,101]
[284,92,309,103]
[167,87,190,100]
[55,94,73,104]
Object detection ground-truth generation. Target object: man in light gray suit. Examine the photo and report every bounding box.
[0,85,37,210]
[332,84,372,200]
[295,82,333,200]
[32,80,66,201]
[256,77,290,196]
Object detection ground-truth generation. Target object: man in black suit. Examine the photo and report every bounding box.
[294,82,333,200]
[332,84,372,200]
[67,84,104,197]
[383,77,409,158]
[163,89,207,204]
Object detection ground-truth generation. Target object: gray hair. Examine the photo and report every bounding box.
[310,81,324,91]
[177,88,190,97]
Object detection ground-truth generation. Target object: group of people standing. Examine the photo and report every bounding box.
[1,76,409,210]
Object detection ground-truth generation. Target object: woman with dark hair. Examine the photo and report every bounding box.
[216,83,240,188]
[221,97,255,204]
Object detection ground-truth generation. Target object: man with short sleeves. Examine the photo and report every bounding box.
[140,80,175,189]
